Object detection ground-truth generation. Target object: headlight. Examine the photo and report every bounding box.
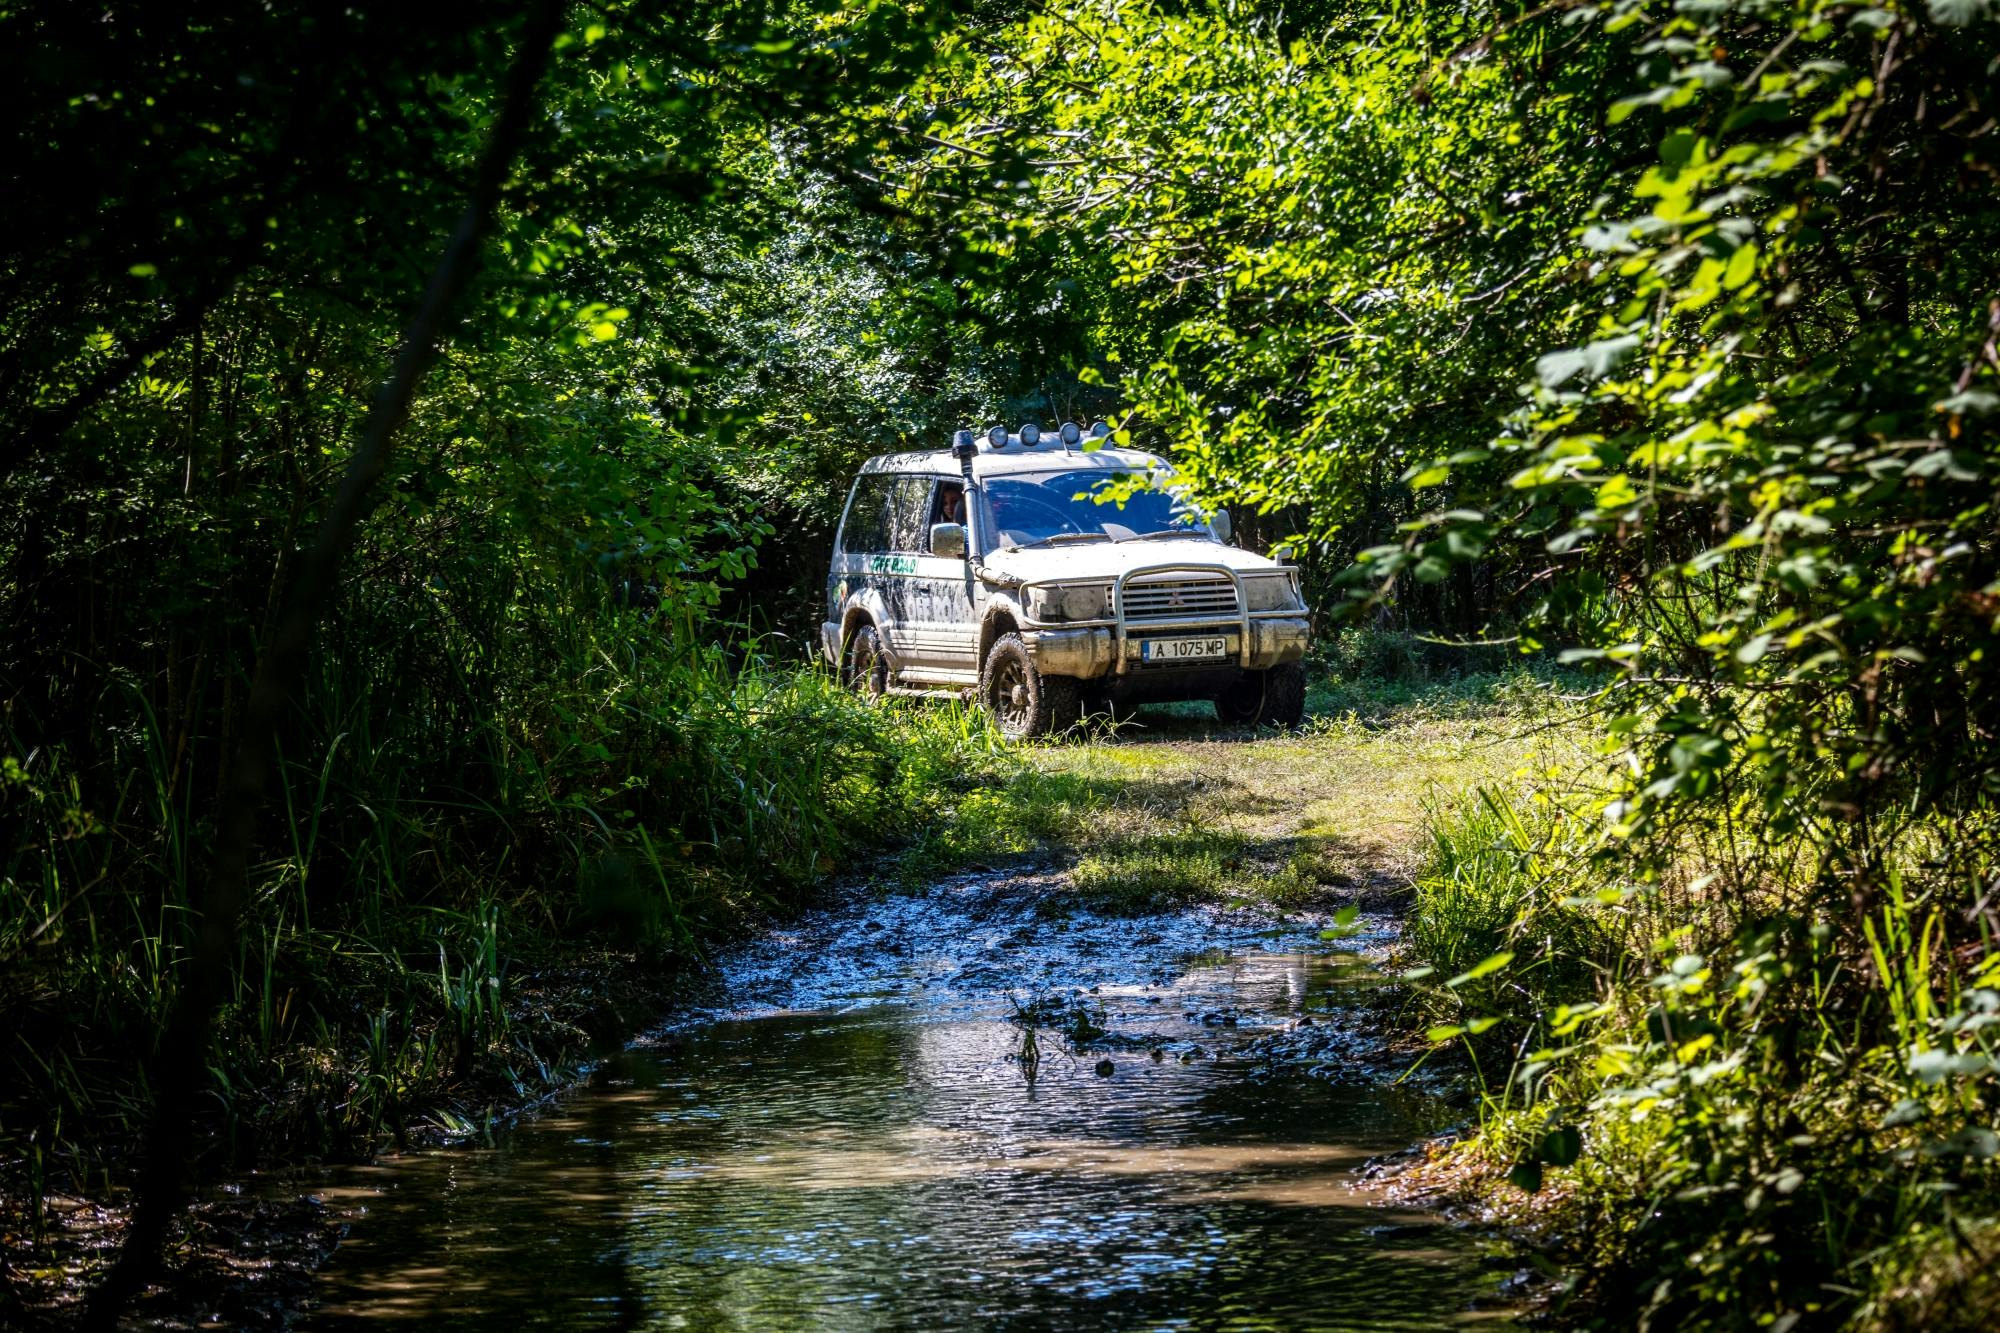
[1244,574,1303,612]
[1027,583,1111,622]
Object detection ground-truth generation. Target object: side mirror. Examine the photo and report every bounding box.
[1210,509,1233,545]
[930,522,967,559]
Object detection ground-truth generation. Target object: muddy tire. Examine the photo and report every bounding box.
[1214,662,1306,729]
[981,632,1080,739]
[844,622,888,699]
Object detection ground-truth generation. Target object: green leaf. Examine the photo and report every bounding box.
[1929,0,1993,26]
[1540,1125,1583,1167]
[1937,389,2000,416]
[1722,242,1758,290]
[1447,951,1515,988]
[1535,336,1640,388]
[1509,1160,1545,1193]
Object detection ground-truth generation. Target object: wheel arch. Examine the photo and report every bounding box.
[979,599,1023,666]
[840,593,887,656]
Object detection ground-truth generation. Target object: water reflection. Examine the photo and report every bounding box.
[305,934,1510,1330]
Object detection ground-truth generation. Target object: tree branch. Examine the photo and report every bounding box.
[81,2,566,1323]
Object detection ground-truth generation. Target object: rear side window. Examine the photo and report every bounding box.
[840,474,934,553]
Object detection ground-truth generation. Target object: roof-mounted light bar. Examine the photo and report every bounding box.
[965,421,1118,452]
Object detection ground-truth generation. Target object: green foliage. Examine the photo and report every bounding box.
[916,0,2000,1322]
[1407,786,1608,1013]
[0,614,1019,1185]
[0,0,992,1222]
[1068,825,1243,914]
[895,0,1647,626]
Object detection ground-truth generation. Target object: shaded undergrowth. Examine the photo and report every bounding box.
[1394,779,2000,1331]
[0,593,1016,1249]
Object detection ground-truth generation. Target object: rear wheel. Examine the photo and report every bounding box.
[981,633,1080,739]
[844,622,888,699]
[1214,662,1305,729]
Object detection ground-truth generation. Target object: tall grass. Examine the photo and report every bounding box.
[0,569,1014,1215]
[1406,786,1611,1014]
[1398,781,2000,1329]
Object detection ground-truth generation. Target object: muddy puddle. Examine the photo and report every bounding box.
[295,872,1514,1330]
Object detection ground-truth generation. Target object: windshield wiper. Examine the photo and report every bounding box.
[1016,532,1111,550]
[1119,528,1209,542]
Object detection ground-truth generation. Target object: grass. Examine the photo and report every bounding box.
[1405,785,1612,1015]
[0,594,1020,1247]
[1386,753,2000,1331]
[885,655,1587,919]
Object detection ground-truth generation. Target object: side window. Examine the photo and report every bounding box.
[840,475,936,554]
[929,479,965,528]
[840,475,894,553]
[885,477,935,553]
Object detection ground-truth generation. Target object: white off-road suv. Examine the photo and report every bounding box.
[820,422,1311,738]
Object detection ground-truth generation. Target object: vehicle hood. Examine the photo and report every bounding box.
[982,540,1287,584]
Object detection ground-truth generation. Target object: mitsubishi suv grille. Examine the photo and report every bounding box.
[1123,576,1239,622]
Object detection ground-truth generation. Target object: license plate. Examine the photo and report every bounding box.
[1140,636,1228,663]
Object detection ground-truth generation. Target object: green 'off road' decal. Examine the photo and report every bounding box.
[866,554,919,575]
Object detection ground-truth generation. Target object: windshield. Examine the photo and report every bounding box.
[979,470,1215,550]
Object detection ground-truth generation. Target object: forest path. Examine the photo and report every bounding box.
[999,681,1578,917]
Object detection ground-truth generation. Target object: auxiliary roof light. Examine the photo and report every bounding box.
[1090,421,1112,440]
[1058,421,1082,445]
[986,425,1009,447]
[952,428,975,450]
[1019,421,1041,445]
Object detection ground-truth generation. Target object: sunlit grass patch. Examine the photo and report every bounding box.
[1001,661,1586,917]
[1255,838,1359,910]
[1066,826,1243,914]
[893,766,1140,884]
[1404,785,1610,1015]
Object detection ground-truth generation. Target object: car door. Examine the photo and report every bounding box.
[837,473,978,678]
[908,477,979,675]
[846,473,933,669]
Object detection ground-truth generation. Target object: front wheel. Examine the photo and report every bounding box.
[1214,662,1305,729]
[981,633,1080,739]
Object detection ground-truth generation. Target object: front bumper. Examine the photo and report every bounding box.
[1026,617,1310,680]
